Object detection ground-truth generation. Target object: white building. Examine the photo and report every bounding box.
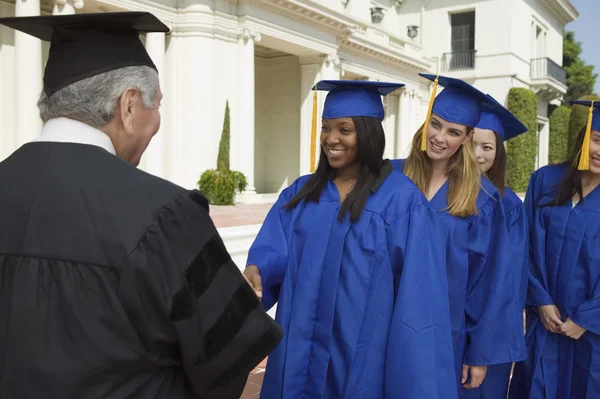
[1,0,577,199]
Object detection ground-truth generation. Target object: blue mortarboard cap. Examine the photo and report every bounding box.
[476,94,528,141]
[420,73,489,128]
[312,80,405,120]
[571,100,600,132]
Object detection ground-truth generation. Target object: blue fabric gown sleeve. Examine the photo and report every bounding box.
[505,196,529,359]
[464,197,523,365]
[571,280,600,335]
[246,181,300,310]
[507,199,529,313]
[523,172,555,307]
[384,204,458,398]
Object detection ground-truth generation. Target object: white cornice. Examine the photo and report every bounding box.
[541,0,578,24]
[340,31,430,71]
[241,15,338,55]
[233,0,355,33]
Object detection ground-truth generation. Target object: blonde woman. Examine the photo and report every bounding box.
[391,74,526,397]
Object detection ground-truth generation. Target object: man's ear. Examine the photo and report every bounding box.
[118,88,139,135]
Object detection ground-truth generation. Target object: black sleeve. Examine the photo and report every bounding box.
[119,189,282,398]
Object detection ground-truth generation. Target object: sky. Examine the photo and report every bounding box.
[568,0,600,95]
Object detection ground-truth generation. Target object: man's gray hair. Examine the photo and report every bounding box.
[37,65,159,128]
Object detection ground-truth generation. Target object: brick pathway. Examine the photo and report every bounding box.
[241,359,267,399]
[211,203,274,228]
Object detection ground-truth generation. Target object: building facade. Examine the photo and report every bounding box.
[0,0,577,197]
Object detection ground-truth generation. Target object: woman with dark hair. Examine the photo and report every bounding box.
[392,75,526,397]
[510,101,600,398]
[243,80,456,398]
[464,99,530,399]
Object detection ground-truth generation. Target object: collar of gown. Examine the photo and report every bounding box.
[33,117,116,155]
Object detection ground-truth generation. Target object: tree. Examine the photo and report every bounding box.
[216,101,231,171]
[197,101,247,205]
[563,31,598,104]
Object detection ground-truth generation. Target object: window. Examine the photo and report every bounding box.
[450,11,475,70]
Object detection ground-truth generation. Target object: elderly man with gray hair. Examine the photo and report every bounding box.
[0,12,281,399]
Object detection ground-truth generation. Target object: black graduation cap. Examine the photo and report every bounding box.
[0,12,170,96]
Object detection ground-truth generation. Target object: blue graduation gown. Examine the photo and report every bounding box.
[391,159,526,396]
[510,164,600,399]
[247,163,457,398]
[462,188,529,399]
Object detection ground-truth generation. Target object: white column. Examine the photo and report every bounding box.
[299,57,320,176]
[538,120,549,168]
[15,0,43,147]
[409,90,419,136]
[299,53,340,175]
[141,31,166,178]
[396,90,411,158]
[236,29,260,194]
[383,94,397,159]
[52,0,82,15]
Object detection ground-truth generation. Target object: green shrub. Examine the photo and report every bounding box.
[197,100,248,205]
[568,94,600,155]
[548,105,570,164]
[197,169,247,205]
[506,88,538,192]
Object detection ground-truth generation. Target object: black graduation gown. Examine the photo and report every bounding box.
[0,141,282,398]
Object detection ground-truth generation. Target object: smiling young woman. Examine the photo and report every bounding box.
[392,74,526,398]
[243,79,457,399]
[510,101,600,399]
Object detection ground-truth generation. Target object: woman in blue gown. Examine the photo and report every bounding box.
[510,101,600,398]
[243,80,457,398]
[463,96,530,399]
[391,74,526,396]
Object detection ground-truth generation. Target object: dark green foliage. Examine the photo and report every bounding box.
[563,31,598,104]
[197,169,248,205]
[216,101,230,172]
[548,105,570,165]
[568,94,600,155]
[197,101,248,205]
[506,88,538,192]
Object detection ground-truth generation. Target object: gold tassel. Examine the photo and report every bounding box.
[421,75,439,151]
[577,100,594,171]
[310,89,317,173]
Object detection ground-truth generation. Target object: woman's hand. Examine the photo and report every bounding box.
[461,365,487,389]
[243,265,263,300]
[537,304,563,333]
[559,318,586,340]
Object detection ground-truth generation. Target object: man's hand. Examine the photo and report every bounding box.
[538,304,563,333]
[243,265,263,300]
[559,318,586,340]
[461,365,487,389]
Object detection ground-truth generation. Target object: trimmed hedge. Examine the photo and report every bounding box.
[198,101,248,205]
[548,105,570,165]
[506,88,538,192]
[568,94,600,155]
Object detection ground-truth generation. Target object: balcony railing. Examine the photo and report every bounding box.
[441,50,476,72]
[531,57,567,85]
